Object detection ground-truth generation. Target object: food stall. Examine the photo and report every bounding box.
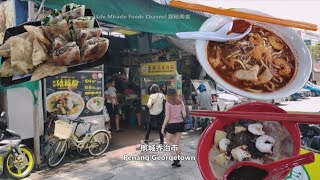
[140,61,182,127]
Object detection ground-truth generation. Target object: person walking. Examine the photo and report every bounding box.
[105,79,122,132]
[161,87,186,167]
[144,84,165,144]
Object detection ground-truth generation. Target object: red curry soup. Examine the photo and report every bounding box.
[207,25,297,93]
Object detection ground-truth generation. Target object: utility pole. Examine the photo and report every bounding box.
[33,89,41,169]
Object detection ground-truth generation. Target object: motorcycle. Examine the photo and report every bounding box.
[0,111,35,179]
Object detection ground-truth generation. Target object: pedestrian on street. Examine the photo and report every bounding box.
[161,87,186,167]
[105,79,122,132]
[196,83,212,132]
[144,84,165,144]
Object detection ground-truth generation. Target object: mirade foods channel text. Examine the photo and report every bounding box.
[96,14,191,20]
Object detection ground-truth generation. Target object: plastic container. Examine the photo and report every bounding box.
[197,102,301,180]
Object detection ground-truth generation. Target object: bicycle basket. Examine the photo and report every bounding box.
[54,120,73,139]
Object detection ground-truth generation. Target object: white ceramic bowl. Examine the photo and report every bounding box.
[46,91,85,120]
[86,97,104,113]
[196,9,312,100]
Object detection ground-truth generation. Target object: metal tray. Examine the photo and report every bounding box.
[0,9,107,87]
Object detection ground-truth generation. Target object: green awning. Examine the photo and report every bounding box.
[31,0,207,35]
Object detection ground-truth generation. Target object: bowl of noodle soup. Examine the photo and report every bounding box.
[197,102,301,180]
[46,91,84,120]
[195,9,312,100]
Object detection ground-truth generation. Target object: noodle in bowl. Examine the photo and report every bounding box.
[196,9,312,100]
[197,102,301,180]
[46,91,84,120]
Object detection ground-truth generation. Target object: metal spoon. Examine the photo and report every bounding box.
[176,20,252,42]
[223,152,315,180]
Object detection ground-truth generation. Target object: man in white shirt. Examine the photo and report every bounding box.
[105,79,121,132]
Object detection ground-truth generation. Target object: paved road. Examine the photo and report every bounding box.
[277,97,320,113]
[25,131,202,180]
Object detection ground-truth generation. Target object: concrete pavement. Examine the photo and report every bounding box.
[16,97,320,180]
[278,96,320,112]
[27,131,203,180]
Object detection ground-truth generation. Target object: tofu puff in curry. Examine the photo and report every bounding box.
[208,25,296,93]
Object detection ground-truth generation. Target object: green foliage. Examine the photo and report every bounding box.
[308,43,320,61]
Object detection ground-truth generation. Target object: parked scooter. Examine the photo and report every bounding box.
[0,111,35,179]
[299,124,320,150]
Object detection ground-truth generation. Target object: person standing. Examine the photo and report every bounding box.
[105,79,122,132]
[197,83,213,110]
[161,84,167,95]
[161,87,186,167]
[144,84,165,144]
[197,83,213,132]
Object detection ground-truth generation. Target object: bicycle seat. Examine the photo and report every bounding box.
[88,120,99,126]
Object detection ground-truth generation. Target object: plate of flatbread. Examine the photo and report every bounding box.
[0,4,109,86]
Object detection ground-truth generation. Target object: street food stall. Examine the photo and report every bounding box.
[140,61,182,127]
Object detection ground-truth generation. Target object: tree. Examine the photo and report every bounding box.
[308,43,320,62]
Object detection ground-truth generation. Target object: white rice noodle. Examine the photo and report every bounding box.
[264,82,275,91]
[245,88,263,93]
[234,59,246,70]
[226,50,241,59]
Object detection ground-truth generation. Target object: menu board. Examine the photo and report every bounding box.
[44,65,104,118]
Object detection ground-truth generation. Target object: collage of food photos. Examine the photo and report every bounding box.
[0,1,320,180]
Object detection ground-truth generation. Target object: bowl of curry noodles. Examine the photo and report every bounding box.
[195,9,312,100]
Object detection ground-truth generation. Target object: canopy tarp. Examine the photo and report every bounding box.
[30,0,207,35]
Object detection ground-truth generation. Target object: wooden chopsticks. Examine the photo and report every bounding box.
[169,1,318,31]
[190,110,320,124]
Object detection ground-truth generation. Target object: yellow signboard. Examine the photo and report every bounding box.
[285,149,320,180]
[140,61,176,76]
[141,95,150,106]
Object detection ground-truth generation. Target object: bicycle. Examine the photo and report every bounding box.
[46,118,111,168]
[44,112,59,137]
[40,112,60,164]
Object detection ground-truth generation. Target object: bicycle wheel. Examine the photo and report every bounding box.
[46,140,68,168]
[88,131,110,156]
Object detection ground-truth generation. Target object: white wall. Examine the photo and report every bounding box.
[7,87,44,139]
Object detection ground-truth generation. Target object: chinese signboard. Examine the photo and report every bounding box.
[140,61,176,76]
[45,65,104,118]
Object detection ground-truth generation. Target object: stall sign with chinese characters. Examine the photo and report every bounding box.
[140,61,176,76]
[45,65,104,118]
